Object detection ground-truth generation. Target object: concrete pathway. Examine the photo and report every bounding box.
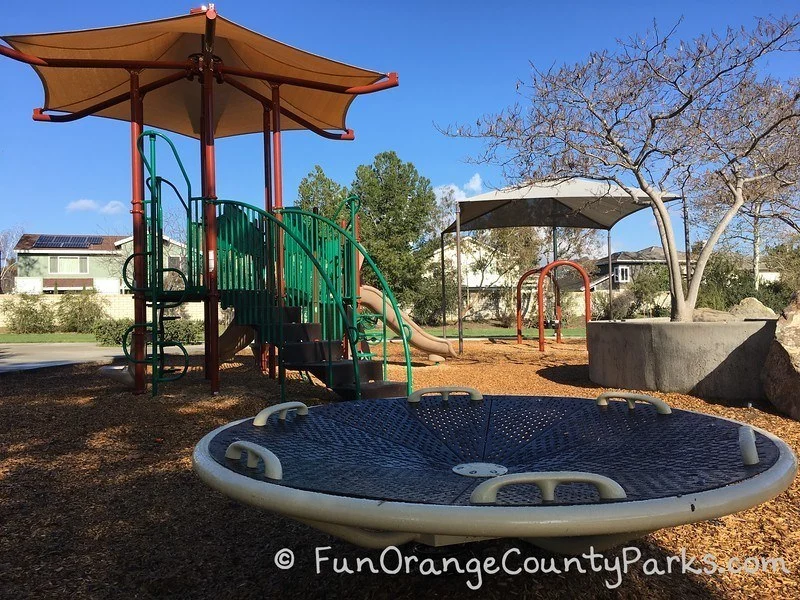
[0,343,203,374]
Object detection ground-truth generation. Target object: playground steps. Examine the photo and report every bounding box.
[280,309,406,400]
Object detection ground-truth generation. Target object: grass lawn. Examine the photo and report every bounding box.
[0,332,97,343]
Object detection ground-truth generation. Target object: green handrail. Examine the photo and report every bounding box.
[137,131,193,200]
[212,199,364,400]
[279,206,413,394]
[123,131,199,395]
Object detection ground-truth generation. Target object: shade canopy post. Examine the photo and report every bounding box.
[200,13,220,393]
[456,205,463,355]
[607,230,613,316]
[262,103,276,377]
[130,71,146,394]
[440,232,447,339]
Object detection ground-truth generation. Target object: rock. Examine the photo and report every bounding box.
[693,298,777,323]
[693,307,735,322]
[729,297,777,320]
[762,292,800,421]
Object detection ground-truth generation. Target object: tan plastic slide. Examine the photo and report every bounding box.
[359,285,457,359]
[100,318,254,388]
[218,320,255,362]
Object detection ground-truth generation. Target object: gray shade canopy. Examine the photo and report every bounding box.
[444,179,679,233]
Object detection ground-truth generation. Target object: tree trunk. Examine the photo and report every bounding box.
[671,295,693,322]
[753,203,762,291]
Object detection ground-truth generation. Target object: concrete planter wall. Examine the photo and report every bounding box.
[587,319,777,401]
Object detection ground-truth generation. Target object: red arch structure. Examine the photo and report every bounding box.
[537,260,591,352]
[516,260,592,351]
[516,268,555,344]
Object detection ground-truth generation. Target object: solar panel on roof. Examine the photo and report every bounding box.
[32,235,55,248]
[31,235,103,249]
[64,237,88,248]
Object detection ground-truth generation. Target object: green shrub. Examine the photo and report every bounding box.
[93,318,204,347]
[409,264,458,327]
[753,281,794,314]
[696,254,757,311]
[57,290,109,333]
[629,265,670,316]
[592,290,635,320]
[93,318,134,347]
[6,294,57,333]
[164,319,204,344]
[695,253,794,313]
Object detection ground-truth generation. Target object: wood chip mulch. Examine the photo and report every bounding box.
[1,339,798,599]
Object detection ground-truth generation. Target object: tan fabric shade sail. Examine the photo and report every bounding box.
[444,179,679,233]
[2,11,390,138]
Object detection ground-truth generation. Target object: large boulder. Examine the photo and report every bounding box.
[693,298,777,323]
[762,292,800,420]
[693,307,735,322]
[730,297,777,320]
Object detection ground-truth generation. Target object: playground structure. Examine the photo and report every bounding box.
[515,260,592,351]
[120,130,420,399]
[0,7,460,399]
[193,388,797,553]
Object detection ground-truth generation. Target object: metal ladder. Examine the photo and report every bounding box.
[121,131,204,395]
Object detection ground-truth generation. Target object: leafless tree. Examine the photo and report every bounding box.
[693,137,800,288]
[442,15,800,321]
[0,225,23,293]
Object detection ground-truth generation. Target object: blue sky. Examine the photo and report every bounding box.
[0,0,797,254]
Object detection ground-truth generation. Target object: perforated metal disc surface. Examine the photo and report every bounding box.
[207,395,780,506]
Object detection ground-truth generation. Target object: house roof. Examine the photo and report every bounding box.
[114,235,186,249]
[15,234,126,252]
[596,246,686,266]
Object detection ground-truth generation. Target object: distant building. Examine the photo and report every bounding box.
[13,234,185,294]
[559,245,780,292]
[592,246,687,291]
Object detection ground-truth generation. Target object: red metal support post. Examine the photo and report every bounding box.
[271,85,285,298]
[201,12,220,393]
[262,104,276,377]
[516,268,541,345]
[271,86,284,211]
[130,71,147,394]
[271,85,286,383]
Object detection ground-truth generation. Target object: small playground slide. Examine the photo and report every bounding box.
[218,320,255,362]
[360,285,457,359]
[100,319,253,388]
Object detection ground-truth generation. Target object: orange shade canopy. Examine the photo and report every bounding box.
[1,9,395,138]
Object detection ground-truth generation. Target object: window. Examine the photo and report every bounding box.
[613,265,631,283]
[49,256,89,274]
